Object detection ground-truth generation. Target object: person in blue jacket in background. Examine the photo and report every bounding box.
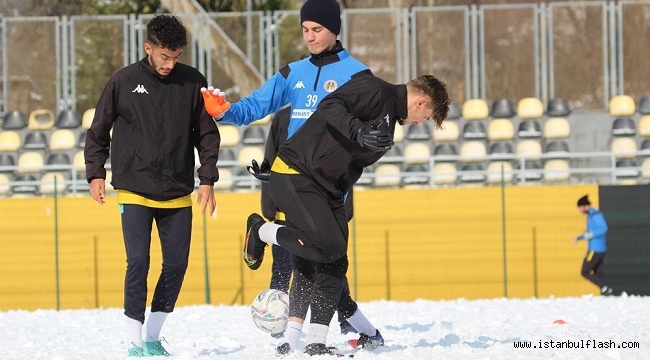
[573,195,614,296]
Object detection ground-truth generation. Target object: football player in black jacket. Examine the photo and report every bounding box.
[243,72,449,355]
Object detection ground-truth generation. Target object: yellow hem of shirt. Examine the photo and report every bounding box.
[117,190,192,208]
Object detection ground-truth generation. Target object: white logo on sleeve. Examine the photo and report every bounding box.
[293,81,305,89]
[132,84,149,94]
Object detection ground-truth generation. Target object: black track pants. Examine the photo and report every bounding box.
[121,204,192,323]
[581,251,607,289]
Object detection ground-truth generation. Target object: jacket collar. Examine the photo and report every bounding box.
[308,40,346,66]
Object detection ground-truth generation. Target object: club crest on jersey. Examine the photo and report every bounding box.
[323,80,338,93]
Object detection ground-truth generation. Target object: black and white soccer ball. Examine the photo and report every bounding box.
[250,289,290,334]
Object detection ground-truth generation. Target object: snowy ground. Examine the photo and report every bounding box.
[1,295,647,359]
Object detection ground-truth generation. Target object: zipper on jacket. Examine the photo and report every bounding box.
[313,54,323,91]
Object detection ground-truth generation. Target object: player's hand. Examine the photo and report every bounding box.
[196,184,216,215]
[89,178,106,205]
[357,119,394,151]
[201,86,231,119]
[247,158,271,183]
[572,236,579,245]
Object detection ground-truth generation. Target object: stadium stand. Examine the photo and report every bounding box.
[515,139,542,161]
[447,101,462,120]
[459,163,486,184]
[543,159,570,182]
[638,115,650,137]
[252,113,272,126]
[433,143,458,160]
[403,142,431,165]
[517,119,543,138]
[81,108,95,129]
[49,129,77,151]
[608,95,636,117]
[17,151,44,174]
[394,123,405,143]
[237,145,264,168]
[462,121,487,139]
[72,150,85,173]
[488,142,514,160]
[28,109,55,130]
[0,153,16,172]
[77,132,86,148]
[486,161,514,184]
[639,95,650,114]
[459,141,487,163]
[241,127,266,145]
[0,173,10,196]
[490,98,516,118]
[433,121,459,142]
[2,110,27,129]
[374,163,402,187]
[614,159,639,182]
[46,152,71,167]
[401,164,429,187]
[487,118,515,141]
[432,162,457,186]
[11,174,39,195]
[0,131,22,152]
[543,117,571,139]
[22,132,48,150]
[213,168,234,191]
[515,160,543,183]
[517,97,544,119]
[641,138,650,153]
[218,124,241,147]
[545,98,571,117]
[55,109,81,129]
[611,117,637,136]
[380,143,404,164]
[641,158,650,180]
[545,140,570,159]
[39,172,67,195]
[406,122,432,141]
[462,99,489,120]
[610,137,637,159]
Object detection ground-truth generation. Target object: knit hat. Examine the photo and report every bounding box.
[577,195,591,206]
[300,0,341,36]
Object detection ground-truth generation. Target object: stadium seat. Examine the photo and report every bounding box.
[401,164,429,187]
[403,142,431,165]
[459,141,487,162]
[0,173,10,196]
[17,151,44,174]
[433,143,458,160]
[214,168,234,191]
[406,122,432,141]
[637,116,650,137]
[515,160,543,182]
[611,117,636,136]
[49,129,77,151]
[39,172,67,195]
[486,161,514,184]
[614,159,639,180]
[641,158,650,179]
[242,127,266,145]
[462,121,487,139]
[219,125,241,147]
[515,140,542,161]
[516,97,544,119]
[543,159,570,182]
[218,147,237,167]
[234,168,259,190]
[81,108,95,129]
[0,153,17,172]
[0,131,22,152]
[55,109,81,129]
[490,98,515,118]
[253,114,272,126]
[47,152,71,167]
[12,174,39,194]
[379,143,403,164]
[459,163,486,183]
[487,119,515,141]
[545,140,570,158]
[641,139,650,154]
[433,121,459,142]
[104,170,115,192]
[610,137,637,159]
[609,95,636,117]
[237,146,265,168]
[77,131,87,148]
[488,142,514,160]
[639,95,650,114]
[355,166,374,188]
[28,109,55,130]
[72,150,85,173]
[517,119,542,138]
[543,117,571,139]
[546,98,571,117]
[394,123,405,143]
[447,102,462,120]
[462,99,489,120]
[2,111,27,129]
[432,162,457,185]
[373,163,402,187]
[23,132,48,150]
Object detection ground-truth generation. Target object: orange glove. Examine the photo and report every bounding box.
[201,86,231,119]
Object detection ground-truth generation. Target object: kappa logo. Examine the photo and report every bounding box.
[293,81,305,89]
[132,84,149,94]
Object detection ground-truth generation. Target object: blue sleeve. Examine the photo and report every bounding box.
[220,72,290,126]
[588,211,608,238]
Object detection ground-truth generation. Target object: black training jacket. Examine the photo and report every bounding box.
[84,57,220,201]
[277,71,407,199]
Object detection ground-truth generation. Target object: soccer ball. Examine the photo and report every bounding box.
[250,289,290,334]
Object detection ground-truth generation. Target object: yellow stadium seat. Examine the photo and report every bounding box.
[218,125,241,147]
[432,162,457,185]
[237,146,265,168]
[49,129,77,151]
[609,95,635,117]
[516,97,544,119]
[515,140,542,161]
[28,109,55,130]
[373,163,401,187]
[105,170,115,192]
[403,142,431,165]
[393,123,404,143]
[543,159,570,182]
[0,173,10,195]
[214,168,234,191]
[0,131,22,152]
[610,137,637,159]
[638,115,650,137]
[73,150,86,172]
[17,151,44,174]
[487,119,515,141]
[82,108,95,129]
[462,99,489,120]
[459,141,487,162]
[641,158,650,179]
[543,117,571,139]
[486,161,513,184]
[433,121,459,142]
[39,172,67,195]
[253,113,272,125]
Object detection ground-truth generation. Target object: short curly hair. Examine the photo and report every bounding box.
[146,14,188,51]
